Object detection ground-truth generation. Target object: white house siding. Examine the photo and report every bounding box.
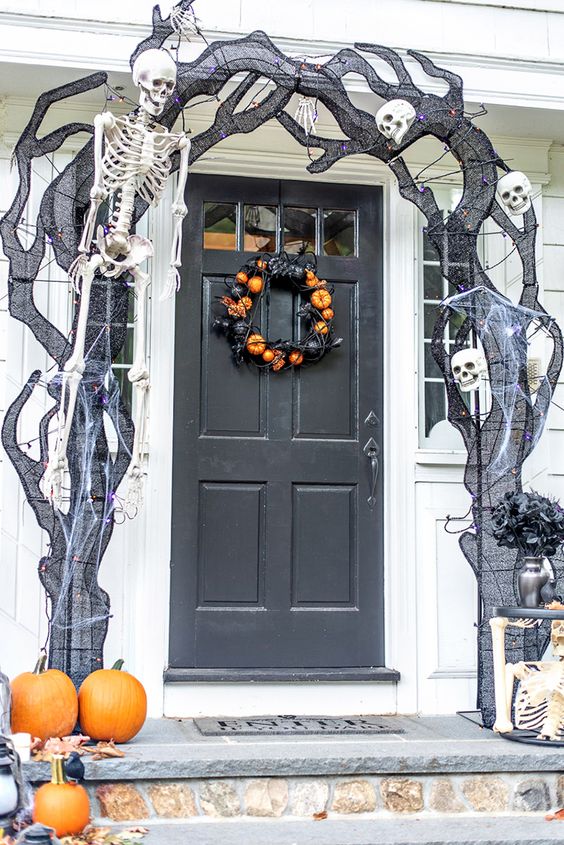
[0,0,564,716]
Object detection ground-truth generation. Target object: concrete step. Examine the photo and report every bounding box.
[132,816,564,845]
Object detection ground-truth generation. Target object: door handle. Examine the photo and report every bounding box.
[363,437,380,509]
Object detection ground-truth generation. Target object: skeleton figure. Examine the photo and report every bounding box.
[41,48,190,514]
[170,2,199,39]
[511,620,564,741]
[496,171,532,216]
[451,347,487,392]
[375,99,416,145]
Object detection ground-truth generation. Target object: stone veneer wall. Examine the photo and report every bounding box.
[84,774,564,822]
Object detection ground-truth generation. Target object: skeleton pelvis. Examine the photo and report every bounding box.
[96,226,153,275]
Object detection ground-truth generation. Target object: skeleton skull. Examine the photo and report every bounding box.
[375,99,416,145]
[496,171,532,216]
[133,49,177,118]
[451,348,487,392]
[552,620,564,659]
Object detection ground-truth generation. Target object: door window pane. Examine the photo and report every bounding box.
[204,202,237,250]
[283,207,316,254]
[323,209,356,256]
[244,204,277,252]
[425,381,446,437]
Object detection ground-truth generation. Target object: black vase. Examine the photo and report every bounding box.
[517,557,549,608]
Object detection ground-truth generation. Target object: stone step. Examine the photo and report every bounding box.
[121,816,564,845]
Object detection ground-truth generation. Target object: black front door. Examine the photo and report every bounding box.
[168,175,388,679]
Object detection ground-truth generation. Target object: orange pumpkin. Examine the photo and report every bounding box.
[311,289,332,310]
[11,654,78,741]
[235,271,248,284]
[272,355,286,372]
[78,659,147,743]
[256,259,267,270]
[246,333,266,355]
[321,307,334,321]
[33,755,90,837]
[247,275,264,294]
[305,274,319,288]
[314,320,329,335]
[305,270,316,281]
[289,350,304,365]
[262,349,275,363]
[241,296,253,310]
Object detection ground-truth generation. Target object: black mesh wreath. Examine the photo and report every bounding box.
[1,0,562,728]
[213,251,341,371]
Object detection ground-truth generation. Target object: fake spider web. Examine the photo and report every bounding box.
[0,0,562,728]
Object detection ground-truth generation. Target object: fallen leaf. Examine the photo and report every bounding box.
[83,740,125,760]
[545,808,564,820]
[313,811,328,821]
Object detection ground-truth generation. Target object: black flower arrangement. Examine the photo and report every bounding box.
[492,491,564,558]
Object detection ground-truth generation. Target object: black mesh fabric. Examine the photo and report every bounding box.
[1,1,562,723]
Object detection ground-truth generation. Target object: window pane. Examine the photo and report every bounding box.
[113,366,132,414]
[425,381,446,437]
[449,309,468,341]
[424,343,442,379]
[284,207,316,254]
[244,204,277,252]
[323,209,356,256]
[204,202,237,250]
[424,302,440,338]
[423,265,444,301]
[423,232,439,261]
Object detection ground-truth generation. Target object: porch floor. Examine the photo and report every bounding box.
[24,714,564,782]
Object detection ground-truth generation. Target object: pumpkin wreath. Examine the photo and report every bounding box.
[213,252,342,372]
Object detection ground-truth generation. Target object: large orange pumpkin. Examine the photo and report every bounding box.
[33,755,90,837]
[11,654,78,741]
[78,660,147,743]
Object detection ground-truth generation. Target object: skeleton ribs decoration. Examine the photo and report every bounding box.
[41,48,190,513]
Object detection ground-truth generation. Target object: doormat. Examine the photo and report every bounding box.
[194,716,405,736]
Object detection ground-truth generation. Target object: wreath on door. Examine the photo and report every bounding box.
[213,252,341,372]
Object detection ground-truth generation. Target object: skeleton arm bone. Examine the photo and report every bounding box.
[162,134,190,300]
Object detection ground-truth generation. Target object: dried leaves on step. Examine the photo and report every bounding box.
[546,808,564,821]
[60,826,149,844]
[83,741,125,760]
[32,737,124,762]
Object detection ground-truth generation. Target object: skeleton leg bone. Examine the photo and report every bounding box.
[490,616,514,733]
[124,266,151,514]
[41,256,103,509]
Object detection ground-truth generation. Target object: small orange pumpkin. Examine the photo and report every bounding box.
[33,755,90,837]
[272,355,286,372]
[311,289,332,310]
[289,350,304,365]
[321,307,334,321]
[256,259,267,270]
[262,348,275,363]
[235,271,248,284]
[305,274,319,288]
[247,275,264,294]
[11,654,78,741]
[246,333,267,355]
[78,659,147,743]
[314,320,329,335]
[305,270,316,281]
[241,296,253,310]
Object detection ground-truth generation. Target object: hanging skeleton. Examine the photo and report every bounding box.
[41,48,190,514]
[294,97,318,136]
[170,1,199,39]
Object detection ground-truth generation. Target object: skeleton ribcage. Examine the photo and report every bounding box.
[514,662,564,738]
[101,116,176,207]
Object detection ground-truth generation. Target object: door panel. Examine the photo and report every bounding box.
[169,175,384,674]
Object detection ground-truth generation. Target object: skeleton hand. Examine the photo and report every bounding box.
[68,254,89,293]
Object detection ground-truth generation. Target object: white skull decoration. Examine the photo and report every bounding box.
[375,99,416,145]
[451,348,487,392]
[496,171,532,216]
[133,49,177,118]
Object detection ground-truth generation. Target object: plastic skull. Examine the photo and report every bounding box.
[496,171,532,216]
[133,49,177,117]
[551,620,564,659]
[375,99,416,144]
[451,348,486,392]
